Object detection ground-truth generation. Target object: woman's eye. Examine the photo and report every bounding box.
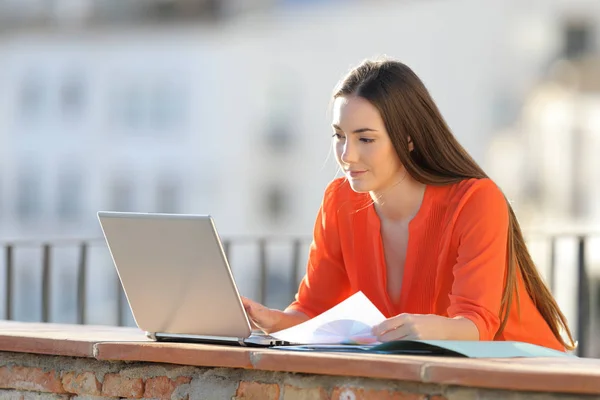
[360,138,375,143]
[332,133,344,140]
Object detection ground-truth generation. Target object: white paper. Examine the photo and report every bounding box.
[270,291,386,345]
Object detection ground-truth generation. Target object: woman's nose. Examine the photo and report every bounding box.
[340,142,357,164]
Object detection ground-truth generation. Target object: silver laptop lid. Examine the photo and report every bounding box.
[97,211,252,339]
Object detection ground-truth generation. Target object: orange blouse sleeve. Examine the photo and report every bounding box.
[285,179,351,318]
[446,179,509,340]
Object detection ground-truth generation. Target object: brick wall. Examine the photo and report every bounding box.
[0,351,591,400]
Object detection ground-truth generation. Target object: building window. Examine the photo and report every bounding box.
[263,77,296,153]
[155,179,180,213]
[109,179,135,211]
[16,168,42,222]
[61,73,85,120]
[563,20,594,59]
[151,80,187,131]
[120,85,145,131]
[19,74,46,121]
[265,119,293,153]
[263,184,288,222]
[57,170,82,221]
[111,78,187,133]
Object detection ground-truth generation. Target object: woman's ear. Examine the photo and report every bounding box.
[408,136,414,152]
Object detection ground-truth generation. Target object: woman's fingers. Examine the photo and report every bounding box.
[240,296,258,311]
[378,326,409,342]
[372,314,409,338]
[240,296,271,330]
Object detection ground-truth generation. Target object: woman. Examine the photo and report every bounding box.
[242,58,575,352]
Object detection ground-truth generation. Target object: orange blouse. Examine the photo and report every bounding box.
[287,177,565,351]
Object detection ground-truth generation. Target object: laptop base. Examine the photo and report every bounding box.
[147,331,291,347]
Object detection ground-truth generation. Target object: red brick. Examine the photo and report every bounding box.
[332,386,424,400]
[235,381,280,400]
[283,384,329,400]
[61,371,101,395]
[101,373,144,398]
[0,366,65,393]
[144,376,192,400]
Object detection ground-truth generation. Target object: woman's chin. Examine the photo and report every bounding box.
[347,179,372,193]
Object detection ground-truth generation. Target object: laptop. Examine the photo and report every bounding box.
[97,211,291,347]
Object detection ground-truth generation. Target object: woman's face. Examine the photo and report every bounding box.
[332,95,405,193]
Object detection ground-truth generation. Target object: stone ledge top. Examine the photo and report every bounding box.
[1,321,600,395]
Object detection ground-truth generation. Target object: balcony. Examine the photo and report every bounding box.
[1,234,600,399]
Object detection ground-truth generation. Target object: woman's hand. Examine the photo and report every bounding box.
[372,313,479,342]
[240,296,285,334]
[240,296,310,334]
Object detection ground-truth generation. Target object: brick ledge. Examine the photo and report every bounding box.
[1,321,599,395]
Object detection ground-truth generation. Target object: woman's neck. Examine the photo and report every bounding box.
[370,173,427,223]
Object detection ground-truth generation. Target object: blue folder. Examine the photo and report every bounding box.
[273,340,576,358]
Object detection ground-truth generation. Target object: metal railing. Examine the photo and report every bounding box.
[0,234,597,357]
[1,236,311,326]
[3,239,94,325]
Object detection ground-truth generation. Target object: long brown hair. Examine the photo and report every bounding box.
[333,58,575,350]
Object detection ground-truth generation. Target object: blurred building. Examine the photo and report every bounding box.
[485,14,600,356]
[487,18,600,229]
[0,0,276,28]
[0,0,599,339]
